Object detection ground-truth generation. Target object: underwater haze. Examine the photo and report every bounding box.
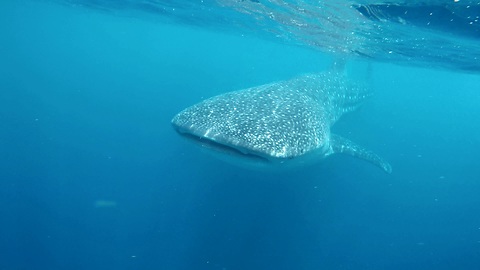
[1,0,480,269]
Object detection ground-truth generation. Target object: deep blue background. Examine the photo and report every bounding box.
[1,1,480,269]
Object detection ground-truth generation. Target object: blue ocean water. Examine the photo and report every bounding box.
[1,1,480,269]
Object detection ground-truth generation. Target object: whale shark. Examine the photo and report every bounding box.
[171,68,392,173]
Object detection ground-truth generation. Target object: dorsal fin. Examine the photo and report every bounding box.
[330,134,392,174]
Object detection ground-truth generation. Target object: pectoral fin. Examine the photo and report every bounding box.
[330,134,392,174]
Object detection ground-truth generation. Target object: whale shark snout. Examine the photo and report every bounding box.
[173,126,272,163]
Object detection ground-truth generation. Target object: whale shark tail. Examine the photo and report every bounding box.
[332,59,374,115]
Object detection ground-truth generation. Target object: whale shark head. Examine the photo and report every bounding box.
[171,81,334,168]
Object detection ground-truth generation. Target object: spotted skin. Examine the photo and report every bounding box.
[172,71,391,173]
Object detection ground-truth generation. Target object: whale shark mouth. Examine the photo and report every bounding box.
[175,130,271,163]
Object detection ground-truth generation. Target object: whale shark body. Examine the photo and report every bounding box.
[172,70,392,173]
